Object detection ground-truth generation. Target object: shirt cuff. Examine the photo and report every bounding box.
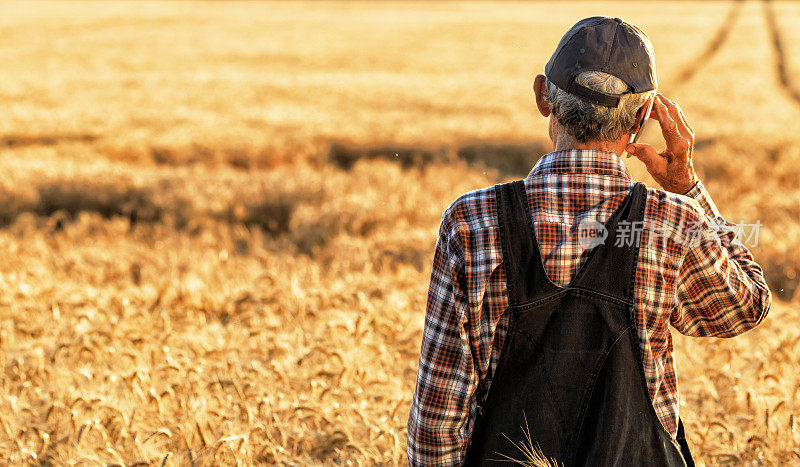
[683,179,723,221]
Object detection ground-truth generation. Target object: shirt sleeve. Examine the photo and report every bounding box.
[671,180,772,337]
[407,210,476,466]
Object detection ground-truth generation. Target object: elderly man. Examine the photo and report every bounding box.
[407,17,771,466]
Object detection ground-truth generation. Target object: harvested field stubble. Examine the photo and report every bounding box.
[0,1,798,464]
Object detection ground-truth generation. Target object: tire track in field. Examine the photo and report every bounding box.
[666,0,744,91]
[763,0,800,106]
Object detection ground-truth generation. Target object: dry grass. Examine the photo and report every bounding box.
[0,1,798,465]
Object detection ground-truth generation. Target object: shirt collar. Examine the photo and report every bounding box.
[528,149,633,180]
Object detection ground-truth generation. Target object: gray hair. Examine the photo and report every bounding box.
[545,71,653,143]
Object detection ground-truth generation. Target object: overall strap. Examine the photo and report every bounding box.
[572,182,648,302]
[494,180,560,306]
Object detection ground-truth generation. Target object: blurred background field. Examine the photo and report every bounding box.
[0,0,798,464]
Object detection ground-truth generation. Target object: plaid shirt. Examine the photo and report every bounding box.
[407,149,771,466]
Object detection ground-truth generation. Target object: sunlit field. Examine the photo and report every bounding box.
[0,1,799,464]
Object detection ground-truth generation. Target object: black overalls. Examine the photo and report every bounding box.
[464,181,694,466]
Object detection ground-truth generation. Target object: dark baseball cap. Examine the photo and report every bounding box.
[544,17,657,107]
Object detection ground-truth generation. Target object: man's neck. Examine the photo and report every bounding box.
[552,133,627,155]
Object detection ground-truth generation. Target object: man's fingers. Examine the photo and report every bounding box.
[650,99,681,152]
[651,98,691,158]
[651,98,676,132]
[626,143,665,172]
[657,94,694,138]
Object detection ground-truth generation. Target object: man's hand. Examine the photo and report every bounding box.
[626,94,699,194]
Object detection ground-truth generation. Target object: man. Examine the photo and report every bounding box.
[407,17,771,466]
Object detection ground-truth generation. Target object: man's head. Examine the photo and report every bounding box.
[533,17,657,151]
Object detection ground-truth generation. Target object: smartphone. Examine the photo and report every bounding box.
[628,97,655,145]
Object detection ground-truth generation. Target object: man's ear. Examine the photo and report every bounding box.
[533,74,550,117]
[629,95,654,134]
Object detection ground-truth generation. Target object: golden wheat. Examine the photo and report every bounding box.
[0,1,797,465]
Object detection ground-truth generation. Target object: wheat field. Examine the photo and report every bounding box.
[0,0,799,465]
